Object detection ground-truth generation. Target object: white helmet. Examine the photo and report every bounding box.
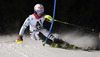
[34,4,44,14]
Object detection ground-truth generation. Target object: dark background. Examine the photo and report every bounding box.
[0,0,100,34]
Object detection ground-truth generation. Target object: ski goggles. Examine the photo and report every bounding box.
[36,10,44,14]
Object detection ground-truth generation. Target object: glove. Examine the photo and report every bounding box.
[16,35,23,44]
[44,15,53,21]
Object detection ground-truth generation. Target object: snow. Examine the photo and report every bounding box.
[0,34,100,57]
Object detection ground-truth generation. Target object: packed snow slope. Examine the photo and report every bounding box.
[0,34,100,57]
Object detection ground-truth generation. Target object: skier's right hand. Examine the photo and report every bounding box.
[16,35,23,44]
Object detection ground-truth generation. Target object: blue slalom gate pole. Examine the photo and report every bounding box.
[43,0,56,46]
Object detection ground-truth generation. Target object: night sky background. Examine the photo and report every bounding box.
[0,0,100,35]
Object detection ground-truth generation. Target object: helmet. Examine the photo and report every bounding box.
[34,4,44,14]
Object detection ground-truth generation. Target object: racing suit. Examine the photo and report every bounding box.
[19,13,55,41]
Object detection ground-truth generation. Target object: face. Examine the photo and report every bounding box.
[37,13,42,17]
[36,9,44,17]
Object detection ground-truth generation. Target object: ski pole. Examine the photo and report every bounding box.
[54,19,82,27]
[54,20,94,31]
[54,20,70,24]
[5,40,15,43]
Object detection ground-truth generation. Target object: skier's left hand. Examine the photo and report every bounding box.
[45,15,53,21]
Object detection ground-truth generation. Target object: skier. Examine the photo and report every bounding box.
[16,4,56,43]
[16,4,89,51]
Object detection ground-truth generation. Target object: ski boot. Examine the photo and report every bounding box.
[80,47,91,51]
[51,38,91,51]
